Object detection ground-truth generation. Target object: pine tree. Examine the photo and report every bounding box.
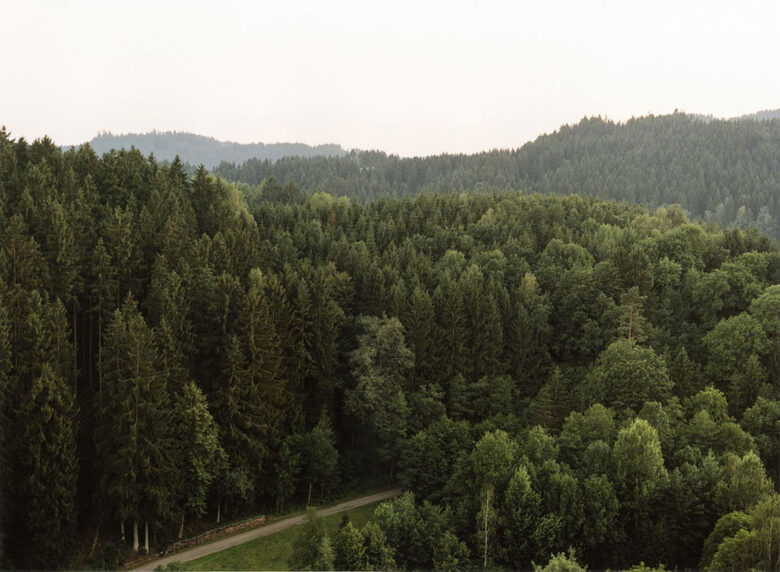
[96,296,174,552]
[0,281,12,564]
[172,381,224,538]
[619,286,647,343]
[240,269,287,488]
[13,364,78,568]
[534,367,572,430]
[403,285,436,388]
[211,335,266,507]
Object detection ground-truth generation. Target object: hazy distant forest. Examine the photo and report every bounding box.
[213,114,780,238]
[85,131,346,169]
[1,119,779,571]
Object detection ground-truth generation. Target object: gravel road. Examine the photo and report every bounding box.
[131,488,402,570]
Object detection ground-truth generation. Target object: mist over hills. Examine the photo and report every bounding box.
[78,130,346,168]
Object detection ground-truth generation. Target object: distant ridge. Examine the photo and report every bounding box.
[212,112,780,238]
[734,108,780,121]
[77,130,346,168]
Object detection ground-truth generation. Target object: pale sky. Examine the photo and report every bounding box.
[1,0,779,157]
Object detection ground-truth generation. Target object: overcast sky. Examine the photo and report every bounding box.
[1,0,779,156]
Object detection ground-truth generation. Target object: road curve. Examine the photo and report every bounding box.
[131,488,402,571]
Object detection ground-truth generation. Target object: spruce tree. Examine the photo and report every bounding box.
[96,296,174,552]
[14,364,78,568]
[172,381,224,538]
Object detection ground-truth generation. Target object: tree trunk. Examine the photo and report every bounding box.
[179,511,185,539]
[88,313,93,389]
[483,489,489,568]
[88,524,100,558]
[144,520,149,554]
[133,519,139,552]
[307,482,313,506]
[216,499,221,524]
[98,307,103,416]
[73,301,78,396]
[121,520,125,542]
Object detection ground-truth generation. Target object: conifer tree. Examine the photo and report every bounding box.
[13,364,78,568]
[403,285,436,387]
[172,381,224,538]
[534,367,572,430]
[96,296,174,552]
[211,334,267,506]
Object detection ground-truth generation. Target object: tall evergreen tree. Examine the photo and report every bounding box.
[12,364,78,568]
[95,296,174,552]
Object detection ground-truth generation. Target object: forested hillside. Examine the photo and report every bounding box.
[1,128,779,570]
[215,113,780,238]
[738,109,780,121]
[81,131,346,168]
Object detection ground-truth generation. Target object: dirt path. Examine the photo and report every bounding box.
[131,488,402,570]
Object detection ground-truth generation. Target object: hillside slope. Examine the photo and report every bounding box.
[77,131,346,168]
[215,113,780,237]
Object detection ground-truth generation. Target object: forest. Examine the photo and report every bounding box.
[0,126,779,570]
[82,131,346,169]
[214,113,780,238]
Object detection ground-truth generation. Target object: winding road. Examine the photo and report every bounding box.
[131,488,402,570]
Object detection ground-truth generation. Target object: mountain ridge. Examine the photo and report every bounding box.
[73,130,346,168]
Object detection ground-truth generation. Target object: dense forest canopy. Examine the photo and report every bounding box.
[1,126,779,570]
[213,113,780,238]
[79,131,346,169]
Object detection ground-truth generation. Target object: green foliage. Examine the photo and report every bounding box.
[584,340,673,412]
[715,452,773,512]
[704,313,770,390]
[534,549,587,572]
[289,508,334,571]
[216,114,780,238]
[173,381,224,525]
[334,521,366,570]
[13,364,78,568]
[1,128,778,568]
[700,511,752,569]
[398,416,472,504]
[706,496,780,572]
[95,296,175,537]
[613,418,668,560]
[346,315,414,473]
[295,414,340,500]
[741,397,780,484]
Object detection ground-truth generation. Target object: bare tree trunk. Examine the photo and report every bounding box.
[144,520,149,554]
[216,499,221,524]
[483,490,489,568]
[179,511,185,539]
[133,519,139,552]
[482,485,493,569]
[120,520,125,542]
[88,313,93,389]
[98,307,103,416]
[307,482,313,506]
[73,301,78,396]
[88,524,100,558]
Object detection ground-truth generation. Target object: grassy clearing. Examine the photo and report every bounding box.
[184,501,380,571]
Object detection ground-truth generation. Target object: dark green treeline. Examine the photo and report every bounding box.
[214,113,780,238]
[0,128,779,569]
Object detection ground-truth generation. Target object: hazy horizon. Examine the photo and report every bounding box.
[3,0,779,157]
